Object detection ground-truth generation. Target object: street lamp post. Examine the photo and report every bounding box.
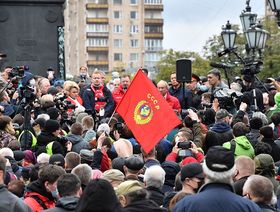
[219,0,269,75]
[268,0,280,26]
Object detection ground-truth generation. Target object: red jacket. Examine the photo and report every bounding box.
[66,96,83,113]
[165,92,181,113]
[112,85,125,105]
[24,192,55,212]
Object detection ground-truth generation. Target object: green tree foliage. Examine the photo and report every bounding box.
[261,17,280,79]
[155,49,210,82]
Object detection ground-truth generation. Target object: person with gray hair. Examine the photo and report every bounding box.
[0,156,31,211]
[174,146,261,212]
[71,164,92,191]
[207,68,228,94]
[243,175,277,211]
[144,165,166,206]
[157,80,181,114]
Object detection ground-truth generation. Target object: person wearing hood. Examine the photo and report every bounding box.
[254,154,279,193]
[266,92,280,123]
[223,122,255,159]
[24,164,65,211]
[44,173,82,212]
[204,109,234,153]
[66,123,90,154]
[260,125,280,163]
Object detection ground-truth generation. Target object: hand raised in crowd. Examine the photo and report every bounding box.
[187,109,199,122]
[268,77,280,92]
[97,131,107,149]
[239,102,247,112]
[12,91,19,100]
[189,141,199,154]
[172,143,180,154]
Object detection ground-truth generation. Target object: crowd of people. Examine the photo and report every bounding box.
[0,64,280,211]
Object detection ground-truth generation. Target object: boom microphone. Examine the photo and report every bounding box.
[210,62,234,69]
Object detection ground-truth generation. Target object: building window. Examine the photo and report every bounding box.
[113,25,123,33]
[130,25,139,34]
[114,39,123,48]
[113,11,122,19]
[144,0,162,4]
[87,24,108,32]
[113,0,122,4]
[130,0,138,4]
[145,39,162,51]
[145,53,161,61]
[130,11,137,19]
[130,39,139,47]
[130,53,139,61]
[114,53,123,61]
[87,38,108,46]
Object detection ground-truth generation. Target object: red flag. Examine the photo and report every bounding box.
[116,70,181,153]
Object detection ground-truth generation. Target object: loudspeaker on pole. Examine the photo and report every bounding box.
[176,59,192,83]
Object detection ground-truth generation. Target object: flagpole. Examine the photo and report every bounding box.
[108,69,142,125]
[107,107,117,125]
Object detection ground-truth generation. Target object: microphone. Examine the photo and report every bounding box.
[210,62,234,69]
[0,53,6,58]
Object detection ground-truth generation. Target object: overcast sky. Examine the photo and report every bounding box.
[163,0,265,54]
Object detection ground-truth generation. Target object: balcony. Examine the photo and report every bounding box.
[87,46,109,52]
[144,4,163,11]
[86,3,108,9]
[145,32,163,39]
[87,60,109,66]
[144,18,163,25]
[145,47,163,52]
[87,17,109,24]
[87,32,109,37]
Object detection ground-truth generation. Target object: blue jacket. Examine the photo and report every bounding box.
[82,85,115,118]
[174,183,261,212]
[169,85,192,109]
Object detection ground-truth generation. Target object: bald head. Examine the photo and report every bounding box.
[157,80,169,96]
[243,175,274,205]
[235,156,255,180]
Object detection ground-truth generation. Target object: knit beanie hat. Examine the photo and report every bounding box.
[47,107,61,120]
[45,119,60,133]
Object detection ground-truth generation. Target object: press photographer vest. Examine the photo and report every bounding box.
[91,85,106,111]
[46,142,54,155]
[18,130,37,150]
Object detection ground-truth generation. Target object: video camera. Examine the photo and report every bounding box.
[54,93,76,111]
[241,60,263,76]
[213,88,243,111]
[9,66,27,79]
[177,141,193,158]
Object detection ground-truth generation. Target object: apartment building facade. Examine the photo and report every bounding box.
[64,0,163,77]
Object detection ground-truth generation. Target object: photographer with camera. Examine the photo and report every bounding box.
[241,75,264,113]
[36,119,72,156]
[63,81,85,115]
[166,128,204,166]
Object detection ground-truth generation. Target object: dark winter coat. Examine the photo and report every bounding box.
[66,134,90,153]
[174,183,261,212]
[0,184,31,212]
[204,122,234,152]
[44,196,79,212]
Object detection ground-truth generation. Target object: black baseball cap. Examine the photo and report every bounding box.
[205,146,234,172]
[181,162,204,181]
